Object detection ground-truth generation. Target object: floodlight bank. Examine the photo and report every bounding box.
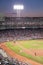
[13,5,24,10]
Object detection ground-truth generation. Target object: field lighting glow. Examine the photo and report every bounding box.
[13,4,24,10]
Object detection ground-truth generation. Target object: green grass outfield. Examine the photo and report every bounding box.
[17,40,43,49]
[5,40,43,64]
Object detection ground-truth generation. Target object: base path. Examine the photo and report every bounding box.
[0,43,43,65]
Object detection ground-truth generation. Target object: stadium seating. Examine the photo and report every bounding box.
[0,50,30,65]
[0,28,43,42]
[0,17,43,29]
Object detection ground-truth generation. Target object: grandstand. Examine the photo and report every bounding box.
[0,49,30,65]
[0,17,43,42]
[0,17,43,29]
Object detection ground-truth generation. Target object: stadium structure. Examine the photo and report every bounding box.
[0,15,43,65]
[0,16,43,42]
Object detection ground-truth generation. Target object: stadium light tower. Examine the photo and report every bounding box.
[13,4,24,17]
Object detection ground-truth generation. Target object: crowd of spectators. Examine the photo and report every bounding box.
[0,49,31,65]
[0,28,43,42]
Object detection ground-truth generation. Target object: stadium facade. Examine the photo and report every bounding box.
[0,17,43,29]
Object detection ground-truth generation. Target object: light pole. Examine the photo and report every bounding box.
[13,4,24,17]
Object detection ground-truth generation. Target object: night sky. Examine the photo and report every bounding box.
[0,0,43,17]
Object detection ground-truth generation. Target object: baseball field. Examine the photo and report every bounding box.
[0,39,43,65]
